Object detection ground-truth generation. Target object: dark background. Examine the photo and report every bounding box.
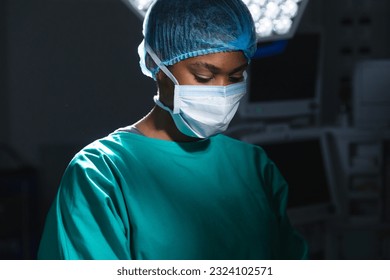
[0,0,389,259]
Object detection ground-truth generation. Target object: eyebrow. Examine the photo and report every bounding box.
[189,62,248,74]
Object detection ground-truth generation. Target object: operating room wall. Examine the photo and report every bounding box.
[4,0,154,164]
[2,0,156,256]
[0,0,8,147]
[1,0,390,259]
[321,0,390,126]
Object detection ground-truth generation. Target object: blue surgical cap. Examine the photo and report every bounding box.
[138,0,257,79]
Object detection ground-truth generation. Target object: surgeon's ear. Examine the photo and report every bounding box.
[156,70,163,81]
[156,70,175,107]
[156,70,174,89]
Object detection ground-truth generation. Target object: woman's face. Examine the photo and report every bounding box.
[157,51,248,108]
[170,51,248,86]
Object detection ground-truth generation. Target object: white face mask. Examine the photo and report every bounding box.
[146,44,247,139]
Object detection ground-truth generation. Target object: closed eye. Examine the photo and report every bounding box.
[194,75,213,83]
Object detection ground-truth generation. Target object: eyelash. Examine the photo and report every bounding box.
[194,75,243,84]
[194,76,212,83]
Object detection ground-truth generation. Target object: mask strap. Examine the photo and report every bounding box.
[144,42,179,85]
[145,42,181,114]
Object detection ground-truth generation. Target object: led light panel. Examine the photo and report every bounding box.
[243,0,309,41]
[122,0,309,42]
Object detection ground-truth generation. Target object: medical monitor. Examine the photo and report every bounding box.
[353,59,390,129]
[239,32,323,123]
[240,128,337,224]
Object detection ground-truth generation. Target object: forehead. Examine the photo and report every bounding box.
[171,51,247,72]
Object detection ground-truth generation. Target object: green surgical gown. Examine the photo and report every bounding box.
[37,131,308,259]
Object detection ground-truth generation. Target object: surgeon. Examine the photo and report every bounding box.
[37,0,308,259]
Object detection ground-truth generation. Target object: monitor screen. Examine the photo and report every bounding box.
[260,139,330,208]
[240,129,336,223]
[239,32,322,120]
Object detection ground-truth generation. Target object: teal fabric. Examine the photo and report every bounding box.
[37,131,308,260]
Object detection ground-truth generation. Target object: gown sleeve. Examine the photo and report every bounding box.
[37,146,131,260]
[264,158,309,260]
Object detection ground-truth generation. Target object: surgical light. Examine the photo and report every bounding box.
[122,0,309,42]
[246,0,309,41]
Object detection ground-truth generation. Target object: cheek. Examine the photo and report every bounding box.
[176,73,196,85]
[171,66,195,85]
[157,74,175,107]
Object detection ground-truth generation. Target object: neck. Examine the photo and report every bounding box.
[134,106,199,142]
